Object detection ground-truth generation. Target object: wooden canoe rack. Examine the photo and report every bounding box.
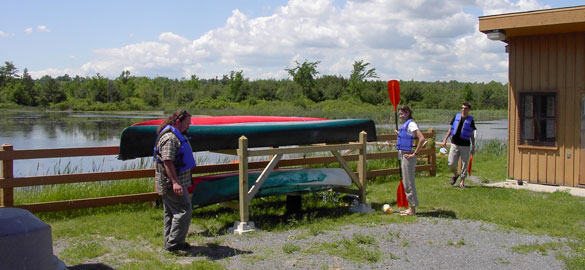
[228,131,370,234]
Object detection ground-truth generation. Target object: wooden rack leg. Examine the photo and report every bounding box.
[238,136,249,223]
[358,131,367,203]
[349,132,374,213]
[230,136,255,234]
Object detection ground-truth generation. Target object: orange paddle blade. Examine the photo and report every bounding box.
[397,179,409,208]
[387,80,400,112]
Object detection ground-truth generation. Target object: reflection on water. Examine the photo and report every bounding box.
[0,111,508,177]
[379,118,508,143]
[0,111,158,144]
[1,111,164,177]
[422,118,508,143]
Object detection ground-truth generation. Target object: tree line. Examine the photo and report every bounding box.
[0,60,507,112]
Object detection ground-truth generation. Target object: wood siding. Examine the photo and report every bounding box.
[508,32,585,187]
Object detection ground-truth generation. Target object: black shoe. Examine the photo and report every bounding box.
[450,175,459,185]
[166,242,191,252]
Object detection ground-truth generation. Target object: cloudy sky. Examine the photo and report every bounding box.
[0,0,580,83]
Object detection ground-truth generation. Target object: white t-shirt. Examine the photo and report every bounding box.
[404,120,419,136]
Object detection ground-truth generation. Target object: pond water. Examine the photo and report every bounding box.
[0,111,507,177]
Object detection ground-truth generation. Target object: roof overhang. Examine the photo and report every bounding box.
[479,5,585,42]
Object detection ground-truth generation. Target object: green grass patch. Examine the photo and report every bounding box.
[15,178,155,204]
[119,260,224,270]
[511,242,563,256]
[126,249,162,261]
[311,233,382,263]
[282,243,301,254]
[446,238,466,247]
[189,260,226,270]
[60,240,110,265]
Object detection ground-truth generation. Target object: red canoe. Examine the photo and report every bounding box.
[132,115,327,126]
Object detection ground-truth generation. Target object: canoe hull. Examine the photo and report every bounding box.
[118,119,377,160]
[189,168,351,206]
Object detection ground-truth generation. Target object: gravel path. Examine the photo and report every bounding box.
[184,217,568,270]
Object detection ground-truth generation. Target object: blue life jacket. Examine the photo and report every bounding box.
[451,114,474,140]
[153,125,196,172]
[397,119,414,151]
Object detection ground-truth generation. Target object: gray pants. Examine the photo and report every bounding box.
[448,144,470,180]
[162,185,192,249]
[399,151,418,207]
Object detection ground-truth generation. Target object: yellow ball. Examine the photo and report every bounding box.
[382,204,392,214]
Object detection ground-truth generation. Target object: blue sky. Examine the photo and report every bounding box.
[0,0,582,82]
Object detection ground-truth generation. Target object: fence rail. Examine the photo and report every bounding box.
[0,130,435,213]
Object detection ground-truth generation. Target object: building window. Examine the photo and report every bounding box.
[519,93,556,146]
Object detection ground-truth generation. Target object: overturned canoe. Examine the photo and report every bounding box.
[188,168,351,207]
[118,118,377,160]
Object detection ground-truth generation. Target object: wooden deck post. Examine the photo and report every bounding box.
[238,136,249,223]
[1,144,14,207]
[358,131,367,203]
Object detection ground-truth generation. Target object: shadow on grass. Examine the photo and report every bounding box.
[205,203,355,235]
[417,209,457,219]
[68,263,115,270]
[190,244,252,260]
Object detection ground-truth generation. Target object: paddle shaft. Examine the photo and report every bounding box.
[394,111,403,178]
[388,79,408,208]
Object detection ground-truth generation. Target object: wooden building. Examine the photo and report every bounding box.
[479,6,585,187]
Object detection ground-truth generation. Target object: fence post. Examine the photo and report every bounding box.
[1,144,14,207]
[429,129,436,176]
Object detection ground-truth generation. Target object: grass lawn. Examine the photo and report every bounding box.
[34,149,585,270]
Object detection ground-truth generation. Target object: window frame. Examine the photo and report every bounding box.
[518,92,557,147]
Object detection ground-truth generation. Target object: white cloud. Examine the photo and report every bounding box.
[22,25,51,36]
[479,0,549,15]
[29,67,80,79]
[36,25,50,32]
[0,30,10,38]
[32,0,557,82]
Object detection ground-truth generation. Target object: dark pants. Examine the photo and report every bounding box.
[162,185,192,249]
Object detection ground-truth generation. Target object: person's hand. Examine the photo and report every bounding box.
[172,182,183,196]
[404,153,415,159]
[471,147,475,155]
[394,130,399,135]
[441,141,446,148]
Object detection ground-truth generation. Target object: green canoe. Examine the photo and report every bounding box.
[188,168,351,207]
[118,119,376,160]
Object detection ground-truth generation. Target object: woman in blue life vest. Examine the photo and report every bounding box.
[441,102,476,188]
[395,106,426,216]
[153,110,196,254]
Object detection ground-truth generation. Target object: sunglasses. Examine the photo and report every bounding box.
[175,110,190,122]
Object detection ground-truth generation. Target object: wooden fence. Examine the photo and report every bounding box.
[0,130,435,213]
